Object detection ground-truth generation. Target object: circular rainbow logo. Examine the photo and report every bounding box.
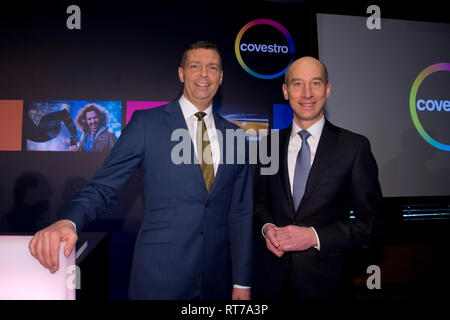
[234,19,295,79]
[409,63,450,151]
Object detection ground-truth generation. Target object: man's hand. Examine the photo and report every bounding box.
[232,287,251,300]
[29,219,78,273]
[263,224,284,257]
[274,225,317,252]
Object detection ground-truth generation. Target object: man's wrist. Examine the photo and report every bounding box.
[310,227,320,250]
[60,219,77,233]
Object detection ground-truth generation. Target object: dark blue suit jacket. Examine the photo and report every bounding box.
[61,101,254,299]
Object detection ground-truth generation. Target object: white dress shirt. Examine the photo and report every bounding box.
[179,95,221,175]
[287,116,325,194]
[262,116,326,251]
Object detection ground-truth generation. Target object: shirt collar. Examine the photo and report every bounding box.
[179,95,213,121]
[290,115,325,141]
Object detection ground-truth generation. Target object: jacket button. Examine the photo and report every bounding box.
[205,201,210,208]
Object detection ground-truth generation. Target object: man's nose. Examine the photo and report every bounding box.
[302,85,313,99]
[200,66,207,77]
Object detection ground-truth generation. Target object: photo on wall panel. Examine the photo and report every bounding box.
[24,100,122,152]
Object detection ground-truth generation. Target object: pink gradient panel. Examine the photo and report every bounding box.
[126,101,169,124]
[0,236,76,300]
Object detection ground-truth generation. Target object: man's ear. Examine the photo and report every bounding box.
[326,82,331,99]
[282,83,289,100]
[178,67,184,83]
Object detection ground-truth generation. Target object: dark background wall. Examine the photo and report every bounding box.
[0,0,316,229]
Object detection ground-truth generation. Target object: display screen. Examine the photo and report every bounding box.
[316,13,450,197]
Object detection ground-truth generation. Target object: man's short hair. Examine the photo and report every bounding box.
[180,41,222,69]
[284,58,329,84]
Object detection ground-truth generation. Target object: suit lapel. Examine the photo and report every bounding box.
[278,126,296,219]
[296,120,340,216]
[209,112,232,196]
[162,101,207,195]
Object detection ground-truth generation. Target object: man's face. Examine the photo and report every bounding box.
[178,48,223,110]
[86,110,100,134]
[282,57,330,129]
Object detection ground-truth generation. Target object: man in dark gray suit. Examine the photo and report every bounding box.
[254,56,384,300]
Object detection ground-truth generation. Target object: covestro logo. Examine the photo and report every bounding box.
[409,63,450,151]
[235,19,295,79]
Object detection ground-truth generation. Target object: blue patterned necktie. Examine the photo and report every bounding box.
[293,130,311,211]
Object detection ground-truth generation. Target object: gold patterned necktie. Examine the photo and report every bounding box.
[194,112,214,193]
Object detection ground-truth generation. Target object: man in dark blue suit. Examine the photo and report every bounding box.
[29,41,253,300]
[254,57,385,300]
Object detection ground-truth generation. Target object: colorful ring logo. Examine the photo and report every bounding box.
[235,19,295,79]
[409,63,450,151]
